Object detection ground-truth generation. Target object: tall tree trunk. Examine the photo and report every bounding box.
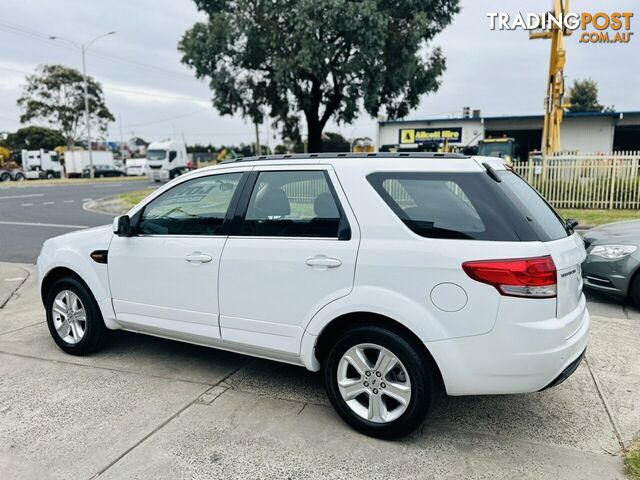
[305,112,323,153]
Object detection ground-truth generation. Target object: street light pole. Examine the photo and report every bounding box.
[80,44,94,178]
[49,31,116,179]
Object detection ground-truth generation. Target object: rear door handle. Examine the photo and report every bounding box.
[185,252,213,263]
[306,255,342,269]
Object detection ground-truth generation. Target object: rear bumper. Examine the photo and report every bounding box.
[425,296,590,396]
[539,348,585,391]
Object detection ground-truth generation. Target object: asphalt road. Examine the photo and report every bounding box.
[0,179,156,263]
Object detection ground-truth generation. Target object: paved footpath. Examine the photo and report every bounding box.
[0,262,638,479]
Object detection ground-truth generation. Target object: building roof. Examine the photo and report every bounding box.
[378,110,640,126]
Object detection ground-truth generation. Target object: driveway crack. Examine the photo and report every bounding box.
[584,356,625,451]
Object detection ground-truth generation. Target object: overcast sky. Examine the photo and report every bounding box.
[0,0,638,147]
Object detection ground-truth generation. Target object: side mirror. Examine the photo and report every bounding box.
[113,215,132,237]
[565,218,579,231]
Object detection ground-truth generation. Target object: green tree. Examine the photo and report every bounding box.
[321,131,350,152]
[3,126,66,151]
[567,78,613,113]
[17,64,115,151]
[179,0,459,152]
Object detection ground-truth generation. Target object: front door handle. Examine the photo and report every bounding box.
[306,255,342,269]
[185,252,213,263]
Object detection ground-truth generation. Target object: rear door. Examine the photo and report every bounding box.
[495,170,586,318]
[218,166,360,355]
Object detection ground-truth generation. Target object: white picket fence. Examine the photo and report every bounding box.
[513,151,640,210]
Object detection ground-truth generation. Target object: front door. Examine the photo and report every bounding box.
[218,167,360,355]
[108,170,246,340]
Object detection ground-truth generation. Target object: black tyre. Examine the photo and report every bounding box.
[0,172,11,182]
[629,272,640,309]
[13,173,25,181]
[323,325,433,439]
[45,277,112,355]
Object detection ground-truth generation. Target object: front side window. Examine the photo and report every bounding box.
[241,170,344,238]
[138,173,242,235]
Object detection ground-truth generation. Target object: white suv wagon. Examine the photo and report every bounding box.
[38,153,589,438]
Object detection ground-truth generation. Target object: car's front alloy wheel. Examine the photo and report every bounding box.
[46,277,111,355]
[51,290,87,344]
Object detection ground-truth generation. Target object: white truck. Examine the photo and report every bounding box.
[21,149,63,179]
[125,158,147,176]
[145,139,189,182]
[64,150,115,178]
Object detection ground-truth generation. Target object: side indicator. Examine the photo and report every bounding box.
[90,250,109,264]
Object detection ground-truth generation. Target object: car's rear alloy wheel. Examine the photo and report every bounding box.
[337,343,411,423]
[324,325,433,439]
[51,290,87,344]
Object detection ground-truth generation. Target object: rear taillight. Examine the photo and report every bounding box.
[462,255,557,298]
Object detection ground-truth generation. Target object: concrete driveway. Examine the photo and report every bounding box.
[1,263,638,479]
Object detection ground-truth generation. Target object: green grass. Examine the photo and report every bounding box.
[0,176,148,188]
[117,188,155,210]
[625,438,640,480]
[557,209,640,227]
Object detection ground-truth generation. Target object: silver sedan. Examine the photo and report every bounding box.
[582,220,640,307]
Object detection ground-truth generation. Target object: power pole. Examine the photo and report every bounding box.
[530,0,572,158]
[49,31,116,179]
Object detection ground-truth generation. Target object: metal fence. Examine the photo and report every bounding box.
[513,151,640,210]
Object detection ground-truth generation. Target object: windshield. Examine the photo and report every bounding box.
[478,142,512,157]
[146,149,167,161]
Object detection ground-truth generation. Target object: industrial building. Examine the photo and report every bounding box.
[377,110,640,159]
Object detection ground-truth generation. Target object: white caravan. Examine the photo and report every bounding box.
[65,151,115,178]
[145,139,188,182]
[21,149,63,179]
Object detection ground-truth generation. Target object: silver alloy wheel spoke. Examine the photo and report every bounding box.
[368,393,388,422]
[338,378,368,401]
[342,346,371,376]
[383,381,411,406]
[75,307,87,322]
[51,290,87,345]
[56,318,71,338]
[337,342,412,424]
[373,349,396,376]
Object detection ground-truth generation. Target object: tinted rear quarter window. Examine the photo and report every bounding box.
[368,171,568,242]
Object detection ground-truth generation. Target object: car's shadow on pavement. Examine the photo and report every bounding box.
[98,327,621,452]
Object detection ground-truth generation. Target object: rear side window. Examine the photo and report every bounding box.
[496,171,568,241]
[368,171,567,241]
[241,170,347,238]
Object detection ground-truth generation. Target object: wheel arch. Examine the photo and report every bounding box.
[40,266,89,305]
[312,311,444,391]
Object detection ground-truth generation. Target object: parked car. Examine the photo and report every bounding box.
[82,165,126,178]
[37,153,589,438]
[582,220,640,307]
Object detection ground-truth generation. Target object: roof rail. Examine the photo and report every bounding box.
[220,152,469,163]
